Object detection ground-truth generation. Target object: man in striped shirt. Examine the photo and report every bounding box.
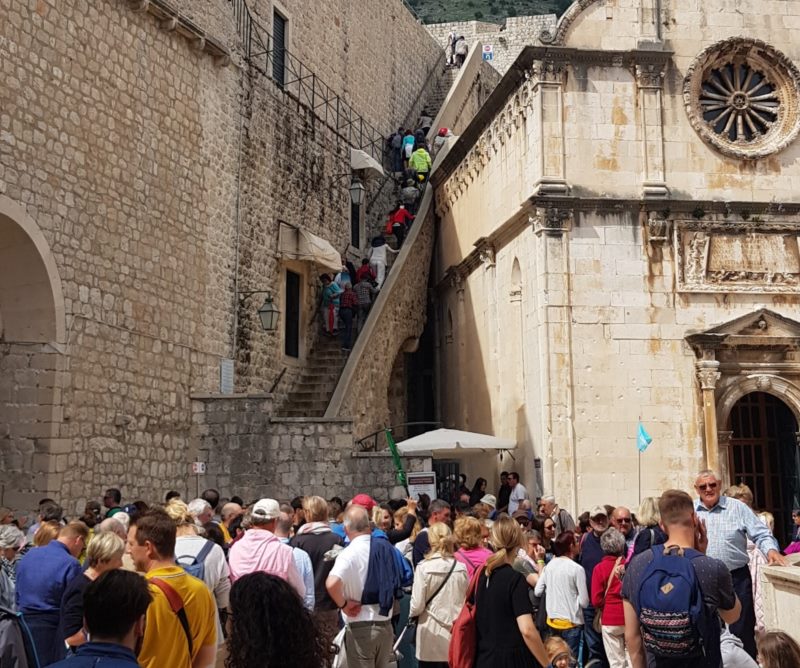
[694,468,786,659]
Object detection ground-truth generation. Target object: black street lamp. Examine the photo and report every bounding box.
[239,291,280,332]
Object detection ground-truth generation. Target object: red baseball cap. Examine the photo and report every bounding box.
[350,494,377,513]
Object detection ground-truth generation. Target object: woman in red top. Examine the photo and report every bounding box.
[590,527,628,668]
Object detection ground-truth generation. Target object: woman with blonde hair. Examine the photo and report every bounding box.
[409,523,468,667]
[59,531,125,649]
[632,496,666,556]
[33,520,60,547]
[166,498,231,624]
[453,515,493,578]
[474,515,549,667]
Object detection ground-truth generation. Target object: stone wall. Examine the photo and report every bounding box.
[191,395,430,501]
[0,0,442,513]
[426,15,557,75]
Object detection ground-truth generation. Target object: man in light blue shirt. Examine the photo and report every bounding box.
[694,469,786,659]
[275,511,315,611]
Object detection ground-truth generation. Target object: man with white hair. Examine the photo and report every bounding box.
[694,469,785,659]
[538,495,576,535]
[187,499,213,526]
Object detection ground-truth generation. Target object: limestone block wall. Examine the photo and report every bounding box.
[426,15,557,75]
[191,396,430,500]
[248,0,442,135]
[0,0,444,513]
[555,0,800,201]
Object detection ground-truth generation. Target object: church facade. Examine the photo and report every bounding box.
[432,0,800,543]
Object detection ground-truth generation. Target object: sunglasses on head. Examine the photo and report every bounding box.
[698,482,718,491]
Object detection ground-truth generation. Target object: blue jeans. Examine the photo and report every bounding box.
[582,606,609,668]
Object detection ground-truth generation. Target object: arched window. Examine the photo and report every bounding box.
[510,257,522,302]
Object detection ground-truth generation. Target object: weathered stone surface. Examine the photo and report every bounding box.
[0,0,443,514]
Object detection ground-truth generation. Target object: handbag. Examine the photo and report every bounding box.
[331,625,348,668]
[592,557,622,633]
[398,557,459,648]
[448,564,483,668]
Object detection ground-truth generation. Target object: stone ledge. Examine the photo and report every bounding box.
[269,417,353,424]
[125,0,231,64]
[190,393,273,400]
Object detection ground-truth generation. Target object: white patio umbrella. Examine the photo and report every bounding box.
[395,428,515,457]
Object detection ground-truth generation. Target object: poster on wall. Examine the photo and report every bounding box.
[407,472,437,501]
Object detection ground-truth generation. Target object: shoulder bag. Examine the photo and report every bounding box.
[592,557,622,633]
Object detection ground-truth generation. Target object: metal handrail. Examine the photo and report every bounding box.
[356,421,443,452]
[227,0,387,161]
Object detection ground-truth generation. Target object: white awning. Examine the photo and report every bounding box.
[350,148,385,178]
[278,223,342,273]
[396,428,516,456]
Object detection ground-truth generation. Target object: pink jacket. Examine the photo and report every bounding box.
[228,528,305,597]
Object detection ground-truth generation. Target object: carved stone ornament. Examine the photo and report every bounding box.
[646,217,670,242]
[675,220,800,293]
[478,245,496,267]
[696,361,721,391]
[755,375,773,390]
[532,208,572,237]
[683,38,800,159]
[637,63,666,89]
[532,59,568,84]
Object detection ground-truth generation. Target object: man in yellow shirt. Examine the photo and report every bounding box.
[127,509,217,668]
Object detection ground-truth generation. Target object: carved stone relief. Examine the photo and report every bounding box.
[675,221,800,293]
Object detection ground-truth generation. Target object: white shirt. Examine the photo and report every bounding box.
[368,244,397,265]
[328,533,389,623]
[534,556,589,626]
[508,483,529,514]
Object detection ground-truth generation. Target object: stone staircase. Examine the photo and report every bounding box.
[278,336,348,417]
[364,66,460,242]
[277,63,462,421]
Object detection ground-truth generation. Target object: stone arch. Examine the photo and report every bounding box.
[541,0,604,45]
[0,195,65,508]
[510,256,522,302]
[0,195,66,344]
[717,374,800,430]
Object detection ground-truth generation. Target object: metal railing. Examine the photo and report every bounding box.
[356,421,442,452]
[227,0,386,161]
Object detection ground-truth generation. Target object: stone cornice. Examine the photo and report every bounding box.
[125,0,231,63]
[435,196,800,293]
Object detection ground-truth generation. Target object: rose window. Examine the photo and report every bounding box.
[684,38,800,159]
[700,63,778,142]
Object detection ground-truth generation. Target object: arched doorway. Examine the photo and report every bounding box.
[0,196,65,507]
[728,392,799,544]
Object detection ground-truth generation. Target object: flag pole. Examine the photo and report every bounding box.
[637,414,642,506]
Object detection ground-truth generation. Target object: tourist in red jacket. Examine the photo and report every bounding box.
[590,528,628,668]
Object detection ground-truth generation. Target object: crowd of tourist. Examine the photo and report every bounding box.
[1,469,799,667]
[318,115,441,353]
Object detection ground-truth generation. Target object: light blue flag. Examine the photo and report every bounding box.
[637,422,653,453]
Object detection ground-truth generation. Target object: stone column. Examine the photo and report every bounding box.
[696,360,721,471]
[532,207,577,513]
[636,63,668,199]
[531,59,569,195]
[717,430,733,488]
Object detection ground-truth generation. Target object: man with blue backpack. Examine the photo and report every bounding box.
[622,490,741,668]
